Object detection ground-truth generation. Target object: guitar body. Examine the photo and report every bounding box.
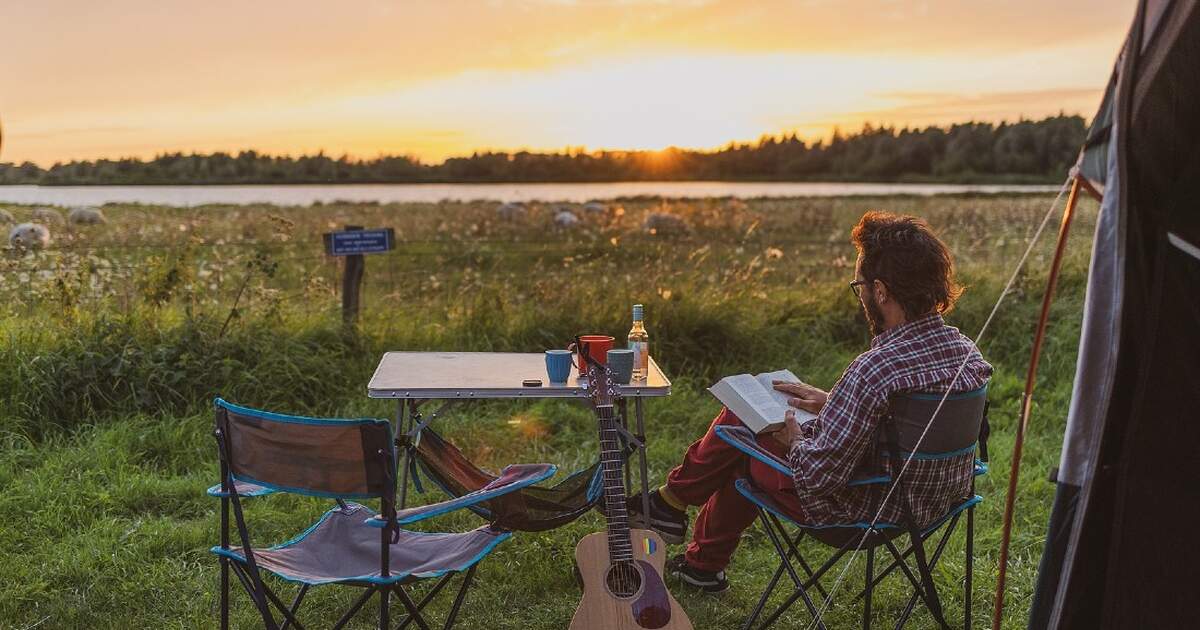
[570,529,693,630]
[572,349,693,630]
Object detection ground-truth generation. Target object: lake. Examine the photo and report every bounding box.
[0,181,1059,207]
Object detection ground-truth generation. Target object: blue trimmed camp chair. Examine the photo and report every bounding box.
[713,386,990,630]
[209,398,556,630]
[406,426,616,532]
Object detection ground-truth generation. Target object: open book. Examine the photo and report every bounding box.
[708,369,818,434]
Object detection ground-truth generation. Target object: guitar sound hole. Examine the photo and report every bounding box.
[605,562,643,599]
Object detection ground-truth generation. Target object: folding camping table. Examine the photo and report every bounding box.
[367,351,672,516]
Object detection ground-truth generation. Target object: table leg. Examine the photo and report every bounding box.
[634,397,651,523]
[396,399,410,509]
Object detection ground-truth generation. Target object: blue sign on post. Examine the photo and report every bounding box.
[323,227,395,256]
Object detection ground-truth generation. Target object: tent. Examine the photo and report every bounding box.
[1014,1,1200,627]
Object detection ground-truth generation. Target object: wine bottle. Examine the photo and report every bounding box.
[627,304,649,380]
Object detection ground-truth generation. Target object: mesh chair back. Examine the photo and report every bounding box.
[887,386,988,457]
[216,399,395,499]
[413,427,602,531]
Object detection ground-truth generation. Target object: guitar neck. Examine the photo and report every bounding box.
[596,403,634,563]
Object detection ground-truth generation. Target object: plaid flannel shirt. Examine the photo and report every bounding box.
[785,313,992,528]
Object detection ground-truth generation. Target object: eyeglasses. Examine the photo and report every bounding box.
[849,280,869,298]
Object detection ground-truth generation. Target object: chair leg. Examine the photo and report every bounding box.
[881,537,949,630]
[228,562,281,630]
[396,573,457,630]
[220,557,230,630]
[767,516,829,600]
[443,565,477,629]
[332,588,378,630]
[279,584,309,630]
[907,538,949,629]
[855,523,949,602]
[745,561,786,630]
[755,512,827,630]
[863,545,874,630]
[891,520,958,630]
[806,545,851,595]
[380,582,390,630]
[393,587,434,630]
[965,506,974,630]
[380,512,392,630]
[257,581,308,630]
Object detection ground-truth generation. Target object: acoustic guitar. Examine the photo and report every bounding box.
[570,354,692,630]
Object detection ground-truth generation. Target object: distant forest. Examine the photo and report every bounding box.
[0,115,1086,185]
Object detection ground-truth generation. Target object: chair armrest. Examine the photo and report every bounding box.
[847,475,891,487]
[712,425,792,477]
[367,463,557,527]
[206,480,277,498]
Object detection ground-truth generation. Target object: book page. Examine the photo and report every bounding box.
[755,369,817,424]
[708,374,789,433]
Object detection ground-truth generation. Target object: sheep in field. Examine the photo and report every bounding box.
[496,202,526,221]
[31,207,64,224]
[554,210,580,228]
[8,223,51,250]
[583,201,607,213]
[0,208,14,224]
[68,206,107,225]
[643,212,689,236]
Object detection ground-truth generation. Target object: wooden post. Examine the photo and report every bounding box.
[341,225,365,326]
[323,225,393,327]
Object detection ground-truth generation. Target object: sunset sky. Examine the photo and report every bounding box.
[1,0,1134,166]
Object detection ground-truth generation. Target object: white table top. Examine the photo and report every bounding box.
[367,351,672,399]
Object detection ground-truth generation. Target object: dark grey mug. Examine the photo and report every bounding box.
[606,349,634,384]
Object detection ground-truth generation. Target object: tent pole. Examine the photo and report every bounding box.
[991,175,1084,630]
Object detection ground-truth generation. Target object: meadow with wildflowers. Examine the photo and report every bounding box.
[0,194,1095,628]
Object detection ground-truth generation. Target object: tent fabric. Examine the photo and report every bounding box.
[1057,62,1127,491]
[211,502,510,586]
[1030,1,1200,627]
[411,427,604,532]
[1077,74,1115,193]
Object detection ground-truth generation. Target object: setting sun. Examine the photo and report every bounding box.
[0,1,1133,165]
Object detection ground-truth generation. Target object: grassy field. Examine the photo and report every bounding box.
[0,193,1097,629]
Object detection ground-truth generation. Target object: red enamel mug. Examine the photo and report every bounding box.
[568,335,614,376]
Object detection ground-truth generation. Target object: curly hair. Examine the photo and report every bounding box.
[851,211,963,318]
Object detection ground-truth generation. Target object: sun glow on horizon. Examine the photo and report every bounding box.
[0,0,1135,166]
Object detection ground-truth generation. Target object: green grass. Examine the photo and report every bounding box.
[0,194,1097,628]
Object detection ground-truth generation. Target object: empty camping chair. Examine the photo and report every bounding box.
[408,426,635,532]
[208,398,556,630]
[714,386,990,630]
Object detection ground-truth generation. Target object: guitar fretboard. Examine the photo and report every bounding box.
[596,403,634,563]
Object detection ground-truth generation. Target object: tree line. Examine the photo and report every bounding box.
[0,115,1086,185]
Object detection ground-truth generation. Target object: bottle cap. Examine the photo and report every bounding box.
[632,304,644,320]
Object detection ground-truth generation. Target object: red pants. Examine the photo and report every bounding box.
[665,407,806,572]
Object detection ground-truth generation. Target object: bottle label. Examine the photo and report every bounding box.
[630,341,648,371]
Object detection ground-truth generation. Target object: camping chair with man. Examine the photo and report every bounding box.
[714,385,990,630]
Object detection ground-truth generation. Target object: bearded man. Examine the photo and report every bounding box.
[629,211,993,593]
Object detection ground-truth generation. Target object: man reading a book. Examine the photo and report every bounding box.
[629,211,992,593]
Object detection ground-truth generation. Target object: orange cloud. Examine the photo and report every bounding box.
[0,0,1134,165]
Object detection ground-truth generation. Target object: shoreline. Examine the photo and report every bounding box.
[0,181,1063,208]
